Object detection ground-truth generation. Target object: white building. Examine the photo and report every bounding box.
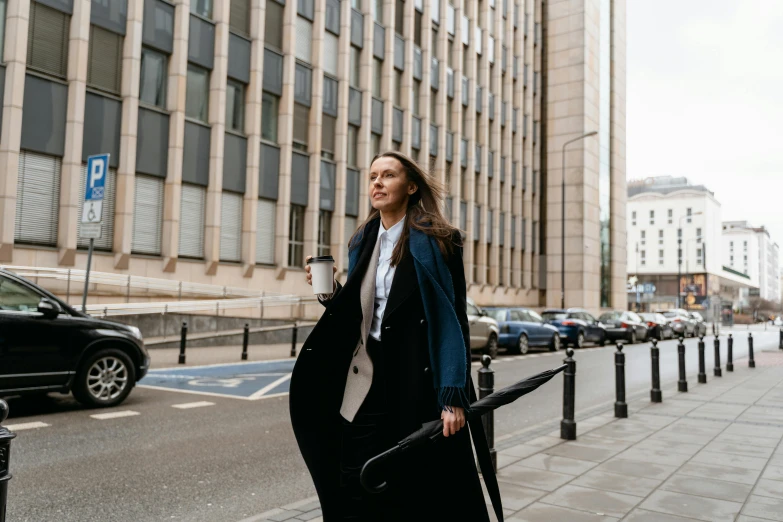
[626,177,755,317]
[722,221,781,305]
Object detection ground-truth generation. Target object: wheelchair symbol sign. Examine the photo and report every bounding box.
[80,154,110,239]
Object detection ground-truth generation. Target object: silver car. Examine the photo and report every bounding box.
[466,297,500,359]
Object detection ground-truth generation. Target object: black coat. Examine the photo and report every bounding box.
[290,218,490,521]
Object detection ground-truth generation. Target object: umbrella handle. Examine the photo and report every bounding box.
[359,445,400,494]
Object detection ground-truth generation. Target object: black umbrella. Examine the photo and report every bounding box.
[360,364,567,493]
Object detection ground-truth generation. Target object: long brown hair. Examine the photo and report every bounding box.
[349,151,461,267]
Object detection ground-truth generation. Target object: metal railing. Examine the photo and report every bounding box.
[79,295,316,317]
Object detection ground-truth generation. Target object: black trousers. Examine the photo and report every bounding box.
[338,336,402,522]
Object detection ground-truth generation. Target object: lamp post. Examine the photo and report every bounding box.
[677,212,702,308]
[561,131,598,309]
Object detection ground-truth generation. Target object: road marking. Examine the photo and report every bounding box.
[171,401,215,409]
[5,421,50,431]
[249,373,293,399]
[151,357,299,372]
[139,384,255,400]
[90,410,140,420]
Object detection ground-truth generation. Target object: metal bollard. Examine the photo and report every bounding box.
[241,323,249,361]
[677,337,688,392]
[697,336,707,384]
[650,339,662,403]
[0,399,16,522]
[779,328,782,350]
[561,348,577,440]
[713,336,722,377]
[727,334,734,372]
[748,332,755,368]
[290,323,298,357]
[178,322,188,365]
[614,343,628,418]
[478,355,497,472]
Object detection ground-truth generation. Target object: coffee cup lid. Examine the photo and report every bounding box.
[307,255,335,264]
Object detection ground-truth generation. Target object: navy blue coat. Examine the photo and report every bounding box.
[290,218,490,521]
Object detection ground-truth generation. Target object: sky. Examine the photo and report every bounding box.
[626,0,783,251]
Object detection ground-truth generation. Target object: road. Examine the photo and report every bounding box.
[3,327,780,522]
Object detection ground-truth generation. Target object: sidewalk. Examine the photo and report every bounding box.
[241,348,783,522]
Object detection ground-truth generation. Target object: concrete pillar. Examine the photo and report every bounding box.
[0,0,30,262]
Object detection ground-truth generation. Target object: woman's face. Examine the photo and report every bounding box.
[369,156,418,214]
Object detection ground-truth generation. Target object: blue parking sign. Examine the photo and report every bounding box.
[80,154,110,238]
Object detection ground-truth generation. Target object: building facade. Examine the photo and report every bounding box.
[722,221,781,305]
[0,0,626,311]
[626,177,754,318]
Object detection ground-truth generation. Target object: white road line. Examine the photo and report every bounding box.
[151,357,298,372]
[90,410,140,420]
[138,384,255,400]
[6,421,50,431]
[249,373,293,400]
[171,401,215,409]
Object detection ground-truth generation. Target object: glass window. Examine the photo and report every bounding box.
[393,69,402,105]
[186,64,210,122]
[265,0,284,49]
[371,133,380,157]
[668,209,673,224]
[686,208,692,223]
[487,309,507,322]
[412,80,421,116]
[466,301,479,316]
[352,0,361,8]
[262,92,279,142]
[528,310,543,323]
[431,27,438,57]
[88,25,123,94]
[631,211,636,225]
[696,228,702,242]
[373,0,383,24]
[0,276,42,312]
[191,0,212,18]
[27,1,70,79]
[288,204,305,266]
[321,114,336,158]
[293,103,310,149]
[395,0,404,35]
[430,91,437,121]
[649,210,654,225]
[225,80,245,132]
[318,210,332,256]
[347,125,359,167]
[373,58,383,97]
[414,10,422,46]
[0,0,6,62]
[350,47,361,88]
[139,47,167,108]
[230,0,251,36]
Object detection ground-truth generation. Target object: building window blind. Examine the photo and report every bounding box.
[229,0,250,37]
[256,198,276,264]
[318,210,332,256]
[321,114,336,158]
[295,17,313,63]
[191,0,213,19]
[323,33,339,76]
[27,2,70,79]
[288,204,305,267]
[293,103,309,149]
[139,47,168,108]
[14,151,61,246]
[220,191,243,262]
[131,175,163,255]
[265,0,283,49]
[77,164,116,250]
[88,25,123,95]
[178,183,206,258]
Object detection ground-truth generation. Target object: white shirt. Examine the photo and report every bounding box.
[368,216,405,341]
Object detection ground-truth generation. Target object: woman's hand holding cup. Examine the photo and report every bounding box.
[305,255,337,298]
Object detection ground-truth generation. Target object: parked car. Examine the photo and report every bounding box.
[466,297,501,358]
[484,307,561,354]
[655,309,697,338]
[775,316,783,327]
[541,308,607,349]
[598,310,649,344]
[0,268,150,407]
[639,312,674,340]
[688,311,708,337]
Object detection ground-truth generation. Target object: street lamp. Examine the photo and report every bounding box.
[677,212,702,308]
[561,130,598,309]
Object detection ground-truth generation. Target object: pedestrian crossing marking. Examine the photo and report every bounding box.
[171,401,215,409]
[5,421,50,431]
[90,410,140,420]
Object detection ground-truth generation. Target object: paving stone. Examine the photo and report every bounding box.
[741,495,783,521]
[294,509,322,521]
[660,473,752,503]
[497,464,575,492]
[714,432,780,448]
[486,482,546,511]
[569,435,634,452]
[514,453,598,476]
[588,424,656,443]
[624,509,704,522]
[292,501,321,512]
[543,442,620,463]
[617,447,693,467]
[631,438,703,456]
[737,516,778,522]
[723,423,783,439]
[678,461,762,485]
[704,441,775,459]
[762,465,783,481]
[648,430,714,445]
[595,458,678,480]
[267,510,304,522]
[539,484,641,518]
[506,502,620,522]
[638,490,743,522]
[753,478,783,500]
[691,450,769,471]
[571,469,662,497]
[523,435,563,449]
[502,443,546,459]
[497,452,524,469]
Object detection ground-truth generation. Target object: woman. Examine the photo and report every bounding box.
[290,152,499,521]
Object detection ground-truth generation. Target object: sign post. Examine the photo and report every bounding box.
[80,154,109,311]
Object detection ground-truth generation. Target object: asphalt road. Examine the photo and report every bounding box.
[3,327,780,522]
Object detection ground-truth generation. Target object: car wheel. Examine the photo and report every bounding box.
[517,334,530,355]
[484,334,499,359]
[72,348,135,408]
[576,331,585,349]
[629,330,637,345]
[549,334,561,352]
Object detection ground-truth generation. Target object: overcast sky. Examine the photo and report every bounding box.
[627,0,783,253]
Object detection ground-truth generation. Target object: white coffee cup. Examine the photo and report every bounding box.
[307,255,335,296]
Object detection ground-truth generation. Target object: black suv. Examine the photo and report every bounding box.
[0,268,150,407]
